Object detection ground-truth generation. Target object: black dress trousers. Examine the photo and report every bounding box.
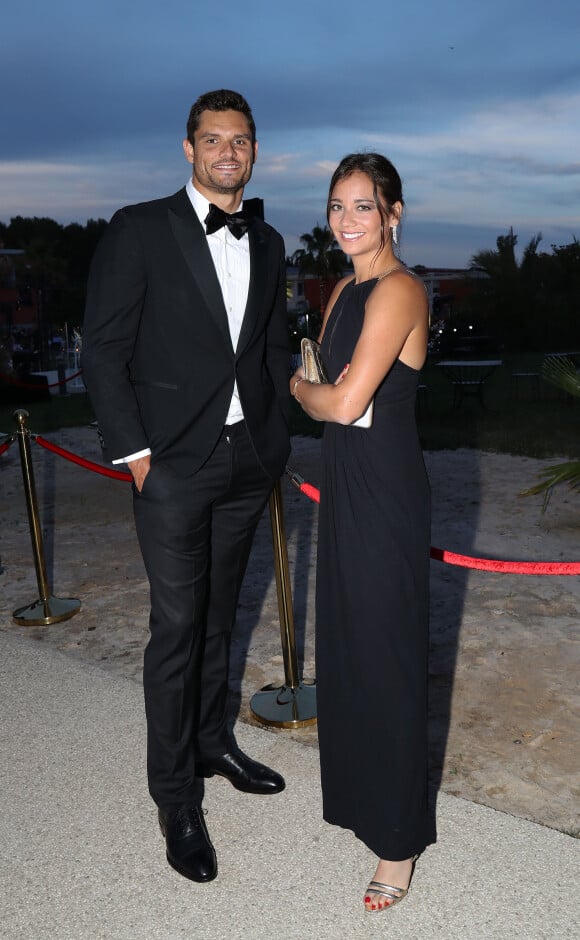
[133,422,273,811]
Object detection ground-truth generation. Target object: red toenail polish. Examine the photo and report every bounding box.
[364,897,370,903]
[371,904,376,910]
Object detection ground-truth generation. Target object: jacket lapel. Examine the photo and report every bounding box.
[167,189,232,346]
[237,222,269,355]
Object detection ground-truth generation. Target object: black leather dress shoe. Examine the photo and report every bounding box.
[197,747,285,795]
[158,805,217,882]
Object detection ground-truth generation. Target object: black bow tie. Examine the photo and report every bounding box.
[205,203,254,239]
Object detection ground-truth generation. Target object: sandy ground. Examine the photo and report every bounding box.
[1,423,579,837]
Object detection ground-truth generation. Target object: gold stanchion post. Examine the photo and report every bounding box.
[250,479,316,728]
[12,409,81,626]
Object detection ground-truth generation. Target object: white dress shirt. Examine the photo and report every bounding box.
[114,179,251,464]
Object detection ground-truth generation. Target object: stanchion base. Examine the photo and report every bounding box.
[250,680,317,729]
[13,596,81,626]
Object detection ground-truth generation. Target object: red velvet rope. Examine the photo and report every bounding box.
[35,435,132,481]
[286,471,580,576]
[0,369,83,389]
[0,437,14,456]
[427,546,580,575]
[12,441,580,575]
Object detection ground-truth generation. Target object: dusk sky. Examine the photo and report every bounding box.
[2,0,579,267]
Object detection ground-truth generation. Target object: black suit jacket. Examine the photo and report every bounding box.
[82,188,291,478]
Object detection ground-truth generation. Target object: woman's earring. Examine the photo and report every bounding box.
[391,224,398,246]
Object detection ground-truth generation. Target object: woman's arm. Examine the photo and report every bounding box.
[290,271,428,424]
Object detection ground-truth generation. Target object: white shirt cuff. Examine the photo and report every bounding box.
[112,448,152,464]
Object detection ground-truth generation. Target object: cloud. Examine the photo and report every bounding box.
[2,3,579,271]
[350,91,580,231]
[0,158,183,222]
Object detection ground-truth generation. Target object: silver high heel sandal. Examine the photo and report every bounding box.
[364,854,419,914]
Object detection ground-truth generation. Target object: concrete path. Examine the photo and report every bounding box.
[1,630,578,940]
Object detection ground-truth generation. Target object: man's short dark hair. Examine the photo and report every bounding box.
[186,89,256,145]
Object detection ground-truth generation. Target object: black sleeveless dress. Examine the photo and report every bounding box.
[315,277,435,860]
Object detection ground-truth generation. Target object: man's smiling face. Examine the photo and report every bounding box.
[183,109,258,200]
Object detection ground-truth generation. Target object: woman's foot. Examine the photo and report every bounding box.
[363,856,416,912]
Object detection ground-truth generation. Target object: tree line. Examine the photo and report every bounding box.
[0,216,108,328]
[290,223,579,352]
[2,216,578,353]
[466,228,580,352]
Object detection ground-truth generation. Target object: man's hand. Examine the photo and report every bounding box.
[128,454,151,492]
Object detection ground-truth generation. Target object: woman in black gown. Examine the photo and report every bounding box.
[289,153,434,913]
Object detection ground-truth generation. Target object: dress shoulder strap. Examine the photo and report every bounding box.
[376,264,406,282]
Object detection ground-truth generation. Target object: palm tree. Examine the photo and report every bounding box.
[520,355,580,509]
[291,224,346,315]
[470,228,545,349]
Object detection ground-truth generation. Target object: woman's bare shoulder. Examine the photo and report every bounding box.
[373,267,427,301]
[367,267,428,326]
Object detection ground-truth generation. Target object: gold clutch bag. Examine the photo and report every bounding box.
[301,337,328,384]
[301,337,373,428]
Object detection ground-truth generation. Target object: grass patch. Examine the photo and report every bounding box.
[417,357,579,458]
[0,392,95,437]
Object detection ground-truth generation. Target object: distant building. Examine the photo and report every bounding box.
[287,263,487,316]
[413,266,488,318]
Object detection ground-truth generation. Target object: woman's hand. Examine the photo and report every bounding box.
[290,366,305,399]
[334,363,350,385]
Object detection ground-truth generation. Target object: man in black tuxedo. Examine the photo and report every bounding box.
[82,89,290,883]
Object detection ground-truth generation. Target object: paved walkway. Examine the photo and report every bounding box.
[0,630,577,940]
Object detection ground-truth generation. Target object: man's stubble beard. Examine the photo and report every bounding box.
[193,165,252,196]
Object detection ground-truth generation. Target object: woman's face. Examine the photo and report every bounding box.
[328,170,396,259]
